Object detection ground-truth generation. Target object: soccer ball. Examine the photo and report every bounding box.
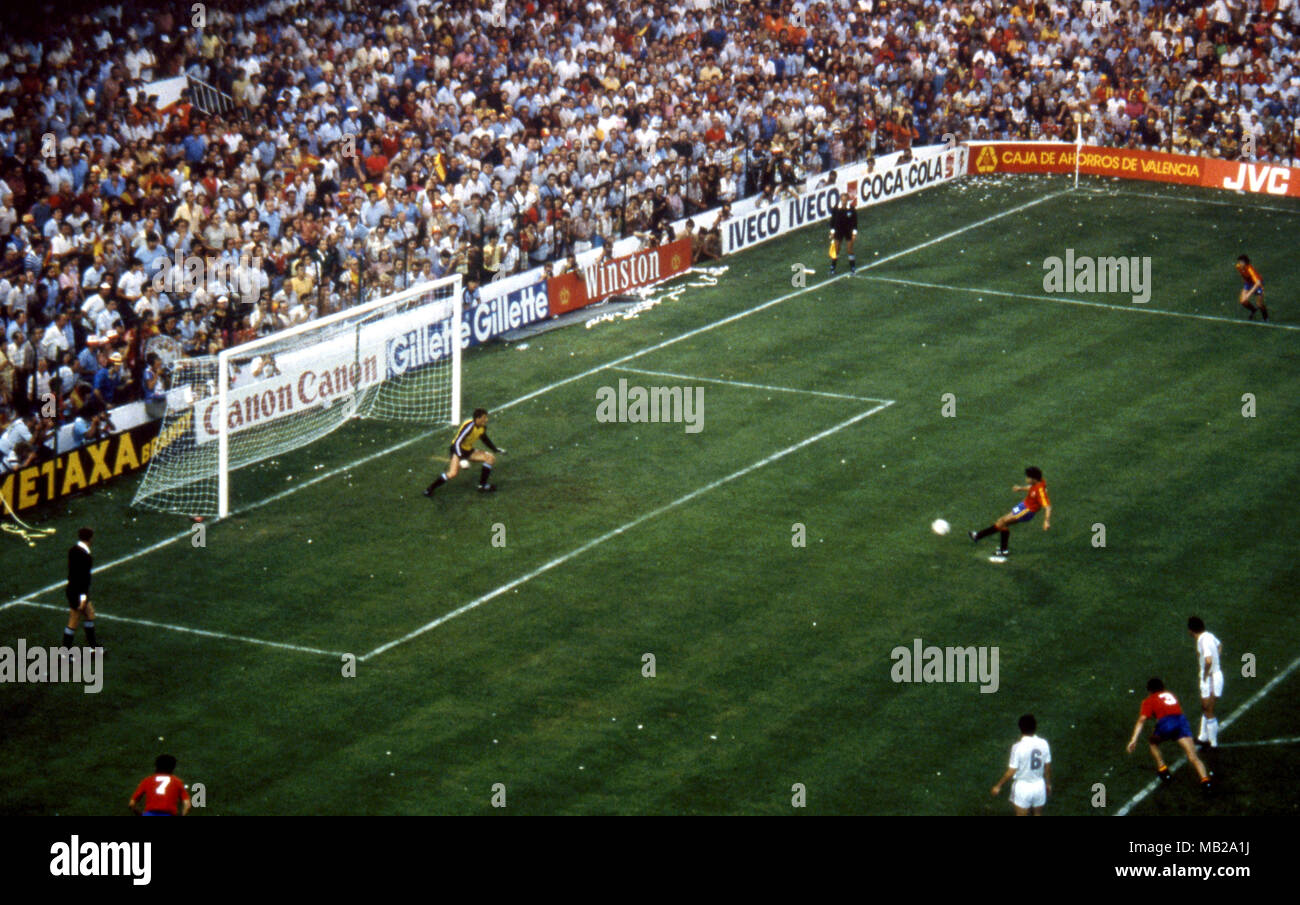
[931,518,951,535]
[459,458,470,469]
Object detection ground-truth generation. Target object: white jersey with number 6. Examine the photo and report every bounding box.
[1009,734,1051,808]
[1010,735,1051,782]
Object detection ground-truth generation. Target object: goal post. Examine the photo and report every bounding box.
[134,273,463,518]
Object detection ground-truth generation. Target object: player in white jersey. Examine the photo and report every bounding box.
[1188,616,1223,749]
[991,714,1052,815]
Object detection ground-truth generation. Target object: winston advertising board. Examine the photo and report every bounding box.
[547,239,693,316]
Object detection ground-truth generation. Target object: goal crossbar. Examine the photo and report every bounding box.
[133,273,463,519]
[215,275,463,517]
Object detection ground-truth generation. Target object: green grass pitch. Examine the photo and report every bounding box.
[2,174,1298,815]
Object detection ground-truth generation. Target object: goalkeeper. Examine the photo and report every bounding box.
[828,190,858,276]
[424,408,505,496]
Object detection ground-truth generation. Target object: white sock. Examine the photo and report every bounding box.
[1207,717,1219,747]
[1198,715,1207,741]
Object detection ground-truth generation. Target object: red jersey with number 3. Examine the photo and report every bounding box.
[133,772,190,814]
[1140,691,1184,720]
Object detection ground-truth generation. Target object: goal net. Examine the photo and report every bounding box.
[132,274,462,517]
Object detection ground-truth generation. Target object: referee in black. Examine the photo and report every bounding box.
[828,189,859,275]
[62,527,100,651]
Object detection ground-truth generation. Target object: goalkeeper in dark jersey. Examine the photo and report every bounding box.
[828,191,858,275]
[424,408,505,495]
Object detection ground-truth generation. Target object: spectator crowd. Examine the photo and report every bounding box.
[1,0,1297,472]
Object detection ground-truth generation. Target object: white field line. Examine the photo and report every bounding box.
[857,190,1067,272]
[612,366,890,403]
[0,599,40,613]
[860,275,1300,332]
[0,273,859,611]
[2,190,1058,632]
[500,193,1064,414]
[1216,735,1300,749]
[1114,652,1300,815]
[1,530,198,612]
[12,600,343,657]
[1083,186,1300,216]
[359,399,895,660]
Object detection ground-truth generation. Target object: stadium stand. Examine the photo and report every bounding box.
[1,0,1297,466]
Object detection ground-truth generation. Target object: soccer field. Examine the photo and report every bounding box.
[3,173,1298,815]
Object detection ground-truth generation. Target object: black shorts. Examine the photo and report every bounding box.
[833,230,856,241]
[450,445,473,461]
[66,588,85,609]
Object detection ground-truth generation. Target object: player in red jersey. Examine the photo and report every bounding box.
[129,754,192,816]
[1235,255,1268,320]
[1125,677,1213,792]
[969,466,1052,559]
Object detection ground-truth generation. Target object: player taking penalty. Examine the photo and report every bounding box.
[424,408,505,496]
[1126,677,1213,793]
[969,467,1051,559]
[1235,255,1268,320]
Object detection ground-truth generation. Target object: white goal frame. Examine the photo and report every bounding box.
[214,275,462,518]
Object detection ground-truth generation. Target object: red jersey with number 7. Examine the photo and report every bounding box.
[132,772,190,814]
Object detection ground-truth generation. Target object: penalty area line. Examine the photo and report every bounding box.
[611,366,892,403]
[497,191,1065,414]
[359,399,896,661]
[0,273,854,613]
[860,275,1300,332]
[13,600,344,658]
[3,191,1052,618]
[1,530,196,614]
[1082,186,1300,217]
[1114,651,1300,815]
[855,190,1069,273]
[1216,735,1300,749]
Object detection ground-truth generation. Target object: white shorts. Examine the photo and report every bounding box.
[1011,778,1047,809]
[1199,670,1224,700]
